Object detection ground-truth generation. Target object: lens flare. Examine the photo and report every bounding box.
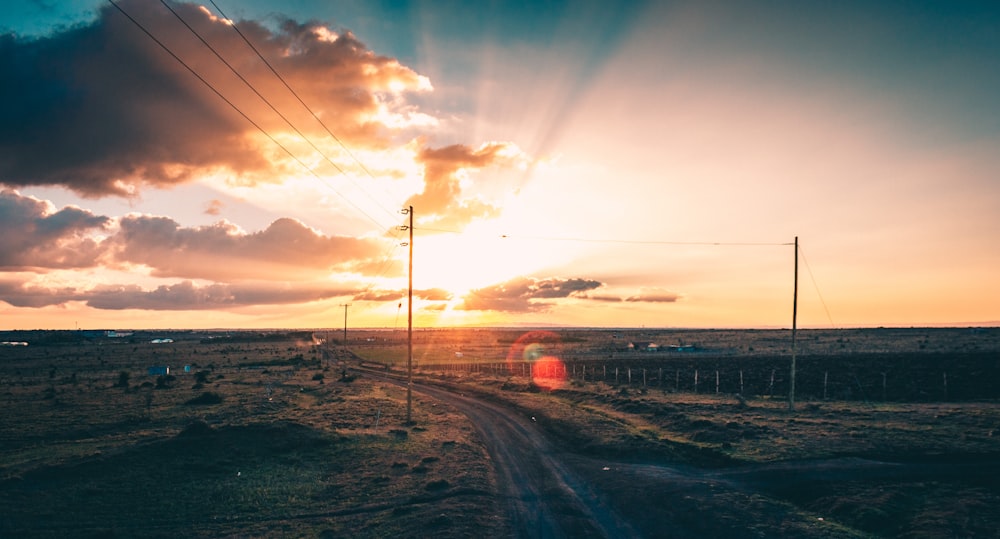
[505,330,567,391]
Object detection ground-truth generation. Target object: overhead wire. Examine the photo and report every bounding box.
[108,0,821,325]
[154,0,399,230]
[192,0,413,306]
[108,0,409,317]
[409,225,792,246]
[798,244,837,328]
[207,0,383,185]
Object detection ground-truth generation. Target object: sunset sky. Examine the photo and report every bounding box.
[1,0,998,330]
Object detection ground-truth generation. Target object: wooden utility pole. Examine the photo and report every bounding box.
[404,206,414,423]
[339,303,351,352]
[789,236,799,412]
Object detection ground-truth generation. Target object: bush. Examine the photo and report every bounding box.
[424,479,450,491]
[115,371,130,388]
[184,392,223,406]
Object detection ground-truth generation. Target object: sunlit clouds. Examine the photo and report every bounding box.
[1,0,999,329]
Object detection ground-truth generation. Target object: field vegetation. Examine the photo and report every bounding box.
[1,327,998,537]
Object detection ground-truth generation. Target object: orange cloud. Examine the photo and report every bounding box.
[0,0,432,197]
[458,276,602,312]
[0,278,356,310]
[405,142,520,229]
[110,215,389,281]
[0,190,111,271]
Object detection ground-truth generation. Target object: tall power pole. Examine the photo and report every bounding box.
[339,303,351,352]
[789,236,799,412]
[403,206,414,423]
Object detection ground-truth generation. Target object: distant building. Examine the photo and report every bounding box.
[106,331,134,338]
[148,366,170,375]
[150,338,174,344]
[628,342,658,352]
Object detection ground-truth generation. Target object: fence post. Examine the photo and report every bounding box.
[694,369,699,393]
[881,372,887,401]
[768,369,776,398]
[716,370,720,394]
[659,367,663,388]
[643,368,647,387]
[823,371,828,400]
[675,369,679,392]
[628,368,632,385]
[943,371,948,401]
[739,369,744,396]
[615,367,619,384]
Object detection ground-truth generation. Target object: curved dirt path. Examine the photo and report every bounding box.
[369,372,1000,538]
[410,381,638,538]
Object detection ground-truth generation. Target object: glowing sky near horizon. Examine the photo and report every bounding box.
[1,0,998,330]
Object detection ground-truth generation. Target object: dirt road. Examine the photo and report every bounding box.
[410,381,637,538]
[372,373,1000,538]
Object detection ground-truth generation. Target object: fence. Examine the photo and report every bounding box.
[415,352,999,402]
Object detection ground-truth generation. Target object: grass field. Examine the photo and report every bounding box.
[0,331,502,538]
[2,327,999,537]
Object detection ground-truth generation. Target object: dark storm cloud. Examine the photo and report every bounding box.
[0,189,110,270]
[0,278,356,310]
[111,215,388,281]
[458,276,602,312]
[0,0,427,197]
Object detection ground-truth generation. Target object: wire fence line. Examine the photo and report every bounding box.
[410,352,998,403]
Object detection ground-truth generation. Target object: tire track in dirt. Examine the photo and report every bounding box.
[370,373,637,538]
[367,370,1000,537]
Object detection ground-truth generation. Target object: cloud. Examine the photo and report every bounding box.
[458,276,602,312]
[0,278,85,308]
[625,289,681,303]
[0,188,397,281]
[110,215,392,281]
[417,288,453,301]
[0,0,432,197]
[204,199,224,216]
[584,295,624,302]
[0,190,111,271]
[0,278,355,310]
[405,142,522,230]
[353,287,451,302]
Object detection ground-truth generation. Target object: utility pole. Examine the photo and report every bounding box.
[402,206,414,423]
[339,303,351,353]
[789,236,799,412]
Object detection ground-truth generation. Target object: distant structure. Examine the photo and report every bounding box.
[628,342,698,353]
[1,341,28,346]
[150,338,174,344]
[148,366,170,375]
[106,330,134,338]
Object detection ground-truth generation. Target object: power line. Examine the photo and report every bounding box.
[411,226,791,246]
[153,0,397,230]
[109,0,410,321]
[207,1,383,186]
[799,244,837,328]
[499,234,792,246]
